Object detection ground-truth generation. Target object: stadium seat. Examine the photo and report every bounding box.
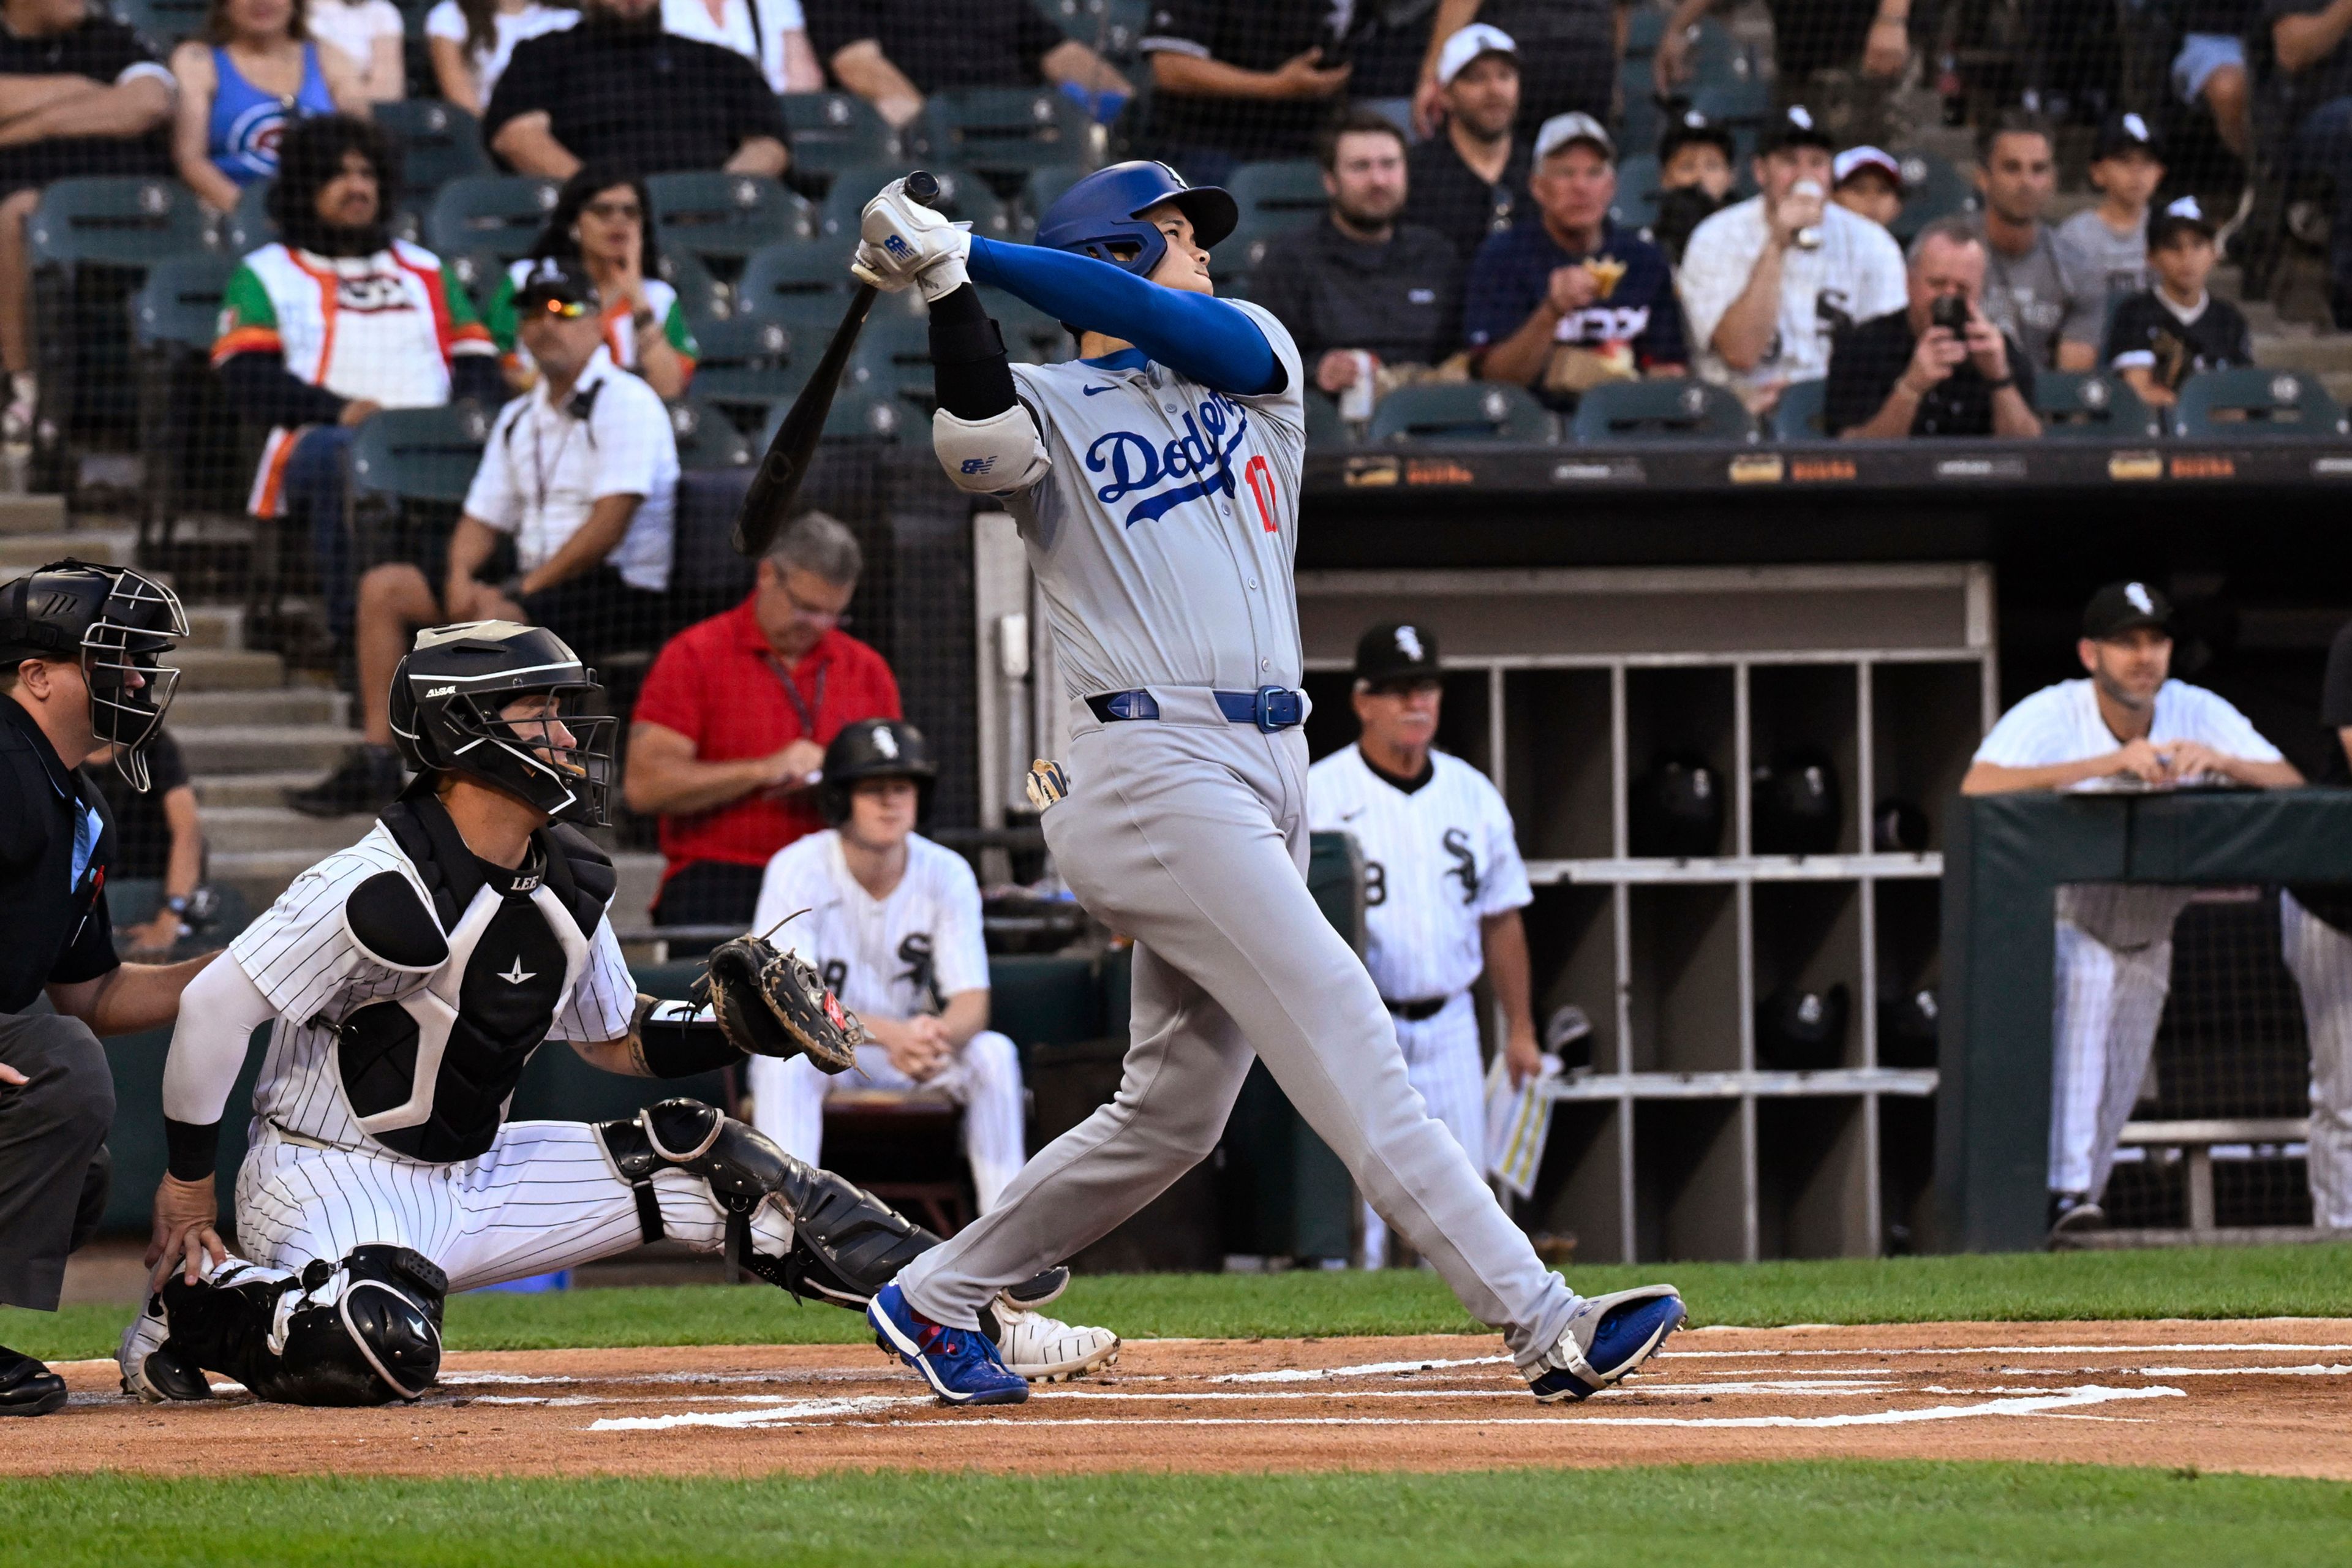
[1888,148,1973,244]
[1611,154,1664,232]
[1227,159,1328,227]
[28,176,205,268]
[1303,388,1351,448]
[1022,163,1091,228]
[1618,59,1662,155]
[682,310,800,427]
[347,403,491,506]
[736,236,861,315]
[649,172,817,268]
[778,92,903,185]
[129,254,239,549]
[108,0,209,46]
[372,99,491,205]
[128,252,232,352]
[759,388,906,445]
[819,163,1015,242]
[443,247,507,314]
[973,287,1072,363]
[1367,382,1552,443]
[2172,368,2351,439]
[223,179,275,253]
[657,246,728,326]
[2032,371,2163,441]
[917,86,1095,177]
[1768,377,1831,442]
[668,397,755,470]
[1570,378,1754,443]
[845,312,937,413]
[425,175,559,268]
[1689,77,1773,141]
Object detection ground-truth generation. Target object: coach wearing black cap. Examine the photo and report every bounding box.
[0,560,216,1415]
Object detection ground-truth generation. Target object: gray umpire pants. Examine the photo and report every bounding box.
[898,696,1578,1366]
[0,1011,115,1313]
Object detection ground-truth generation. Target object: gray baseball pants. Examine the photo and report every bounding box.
[898,694,1578,1366]
[0,1011,115,1312]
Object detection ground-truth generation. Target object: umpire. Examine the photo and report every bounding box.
[1,561,213,1416]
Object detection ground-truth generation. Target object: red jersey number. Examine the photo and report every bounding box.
[1243,453,1279,533]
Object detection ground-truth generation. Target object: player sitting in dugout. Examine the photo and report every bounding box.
[118,620,1115,1408]
[747,719,1037,1228]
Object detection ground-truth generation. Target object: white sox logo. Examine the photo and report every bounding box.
[870,725,900,760]
[1087,390,1277,531]
[1394,625,1425,662]
[1442,828,1480,905]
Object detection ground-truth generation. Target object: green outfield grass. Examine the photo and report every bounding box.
[2,1465,2347,1566]
[7,1243,2349,1363]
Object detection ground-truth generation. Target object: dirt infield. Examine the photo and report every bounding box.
[13,1319,2351,1481]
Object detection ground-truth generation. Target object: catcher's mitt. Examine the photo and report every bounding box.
[700,934,863,1073]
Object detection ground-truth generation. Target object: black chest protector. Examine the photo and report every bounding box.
[331,797,617,1164]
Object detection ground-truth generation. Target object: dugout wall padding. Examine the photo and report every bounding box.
[1936,789,2352,1252]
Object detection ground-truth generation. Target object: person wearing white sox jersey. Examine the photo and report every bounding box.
[841,157,1684,1408]
[1962,581,2301,1236]
[1306,622,1540,1268]
[2280,617,2352,1232]
[748,719,1037,1226]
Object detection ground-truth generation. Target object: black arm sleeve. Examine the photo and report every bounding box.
[217,350,347,428]
[928,283,1019,420]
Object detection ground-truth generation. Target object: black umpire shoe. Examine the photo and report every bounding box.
[288,744,405,818]
[0,1344,67,1417]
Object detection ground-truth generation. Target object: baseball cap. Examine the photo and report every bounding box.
[1354,620,1442,687]
[2082,581,2173,639]
[514,257,596,317]
[1833,145,1902,188]
[1435,22,1517,86]
[1762,104,1836,155]
[2147,194,2215,246]
[2092,110,2161,162]
[1659,107,1735,164]
[1535,111,1613,163]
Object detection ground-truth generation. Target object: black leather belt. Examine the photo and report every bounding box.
[1085,687,1305,733]
[1385,995,1452,1022]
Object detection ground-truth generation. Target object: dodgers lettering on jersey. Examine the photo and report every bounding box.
[1973,678,2283,781]
[1306,746,1533,1001]
[1003,299,1308,698]
[751,830,990,1022]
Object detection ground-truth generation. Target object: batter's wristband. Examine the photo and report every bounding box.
[164,1117,222,1182]
[633,995,747,1078]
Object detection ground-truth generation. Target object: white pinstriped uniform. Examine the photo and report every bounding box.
[747,830,1026,1212]
[1972,677,2286,1198]
[222,827,793,1290]
[1307,745,1532,1266]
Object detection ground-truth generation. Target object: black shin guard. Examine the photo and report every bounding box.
[160,1246,446,1406]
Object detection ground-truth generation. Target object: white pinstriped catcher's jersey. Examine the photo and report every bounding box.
[1000,300,1307,699]
[1972,678,2283,781]
[750,829,990,1021]
[229,820,636,1156]
[1307,745,1532,1003]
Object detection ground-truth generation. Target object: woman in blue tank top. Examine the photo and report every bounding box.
[172,0,364,212]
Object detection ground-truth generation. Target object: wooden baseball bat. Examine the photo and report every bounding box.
[731,168,942,558]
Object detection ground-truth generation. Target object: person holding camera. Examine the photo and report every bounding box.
[1825,215,2042,438]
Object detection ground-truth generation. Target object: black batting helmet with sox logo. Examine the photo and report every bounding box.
[818,717,936,826]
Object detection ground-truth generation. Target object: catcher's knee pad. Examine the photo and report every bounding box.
[160,1245,446,1406]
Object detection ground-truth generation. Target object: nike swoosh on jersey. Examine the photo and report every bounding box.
[1082,384,1117,395]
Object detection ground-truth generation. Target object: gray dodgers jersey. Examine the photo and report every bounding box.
[1003,299,1308,698]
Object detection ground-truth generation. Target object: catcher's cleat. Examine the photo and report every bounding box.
[699,933,862,1072]
[989,1301,1119,1383]
[1526,1285,1686,1403]
[868,1283,1028,1406]
[117,1294,214,1403]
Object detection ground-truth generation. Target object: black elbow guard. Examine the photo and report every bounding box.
[631,995,748,1078]
[929,283,1019,420]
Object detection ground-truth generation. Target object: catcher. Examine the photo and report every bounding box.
[117,620,1104,1406]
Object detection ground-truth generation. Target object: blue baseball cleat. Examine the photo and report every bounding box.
[868,1283,1030,1406]
[1527,1285,1687,1403]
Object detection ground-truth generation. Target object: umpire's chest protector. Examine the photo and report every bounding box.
[327,797,616,1163]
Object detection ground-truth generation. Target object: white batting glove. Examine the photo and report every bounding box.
[850,178,972,303]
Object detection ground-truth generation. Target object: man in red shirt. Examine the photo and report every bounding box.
[624,512,900,929]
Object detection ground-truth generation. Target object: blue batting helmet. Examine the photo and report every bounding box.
[1035,160,1239,278]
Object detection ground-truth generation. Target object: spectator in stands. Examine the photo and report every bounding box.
[2054,111,2162,364]
[1251,109,1462,417]
[2281,615,2352,1234]
[304,0,405,103]
[2103,197,2253,408]
[290,258,678,816]
[170,0,368,214]
[483,0,789,178]
[1648,108,1737,265]
[1411,0,1624,140]
[1961,581,2300,1235]
[1831,145,1902,229]
[82,729,211,958]
[1657,0,1913,145]
[1678,104,1904,411]
[485,166,695,398]
[1968,110,2089,372]
[0,0,176,450]
[2268,0,2352,324]
[807,0,1128,132]
[1403,23,1529,266]
[1140,0,1351,182]
[1464,112,1686,410]
[2174,1,2253,162]
[750,718,1027,1215]
[1826,216,2041,437]
[665,0,819,94]
[624,511,899,930]
[428,0,579,115]
[211,116,500,655]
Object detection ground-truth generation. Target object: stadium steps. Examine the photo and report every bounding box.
[0,523,135,569]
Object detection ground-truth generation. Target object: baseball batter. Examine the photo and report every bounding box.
[117,621,1104,1405]
[1962,582,2300,1234]
[1306,620,1540,1269]
[842,161,1683,1406]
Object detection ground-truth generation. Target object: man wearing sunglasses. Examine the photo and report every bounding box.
[292,259,680,818]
